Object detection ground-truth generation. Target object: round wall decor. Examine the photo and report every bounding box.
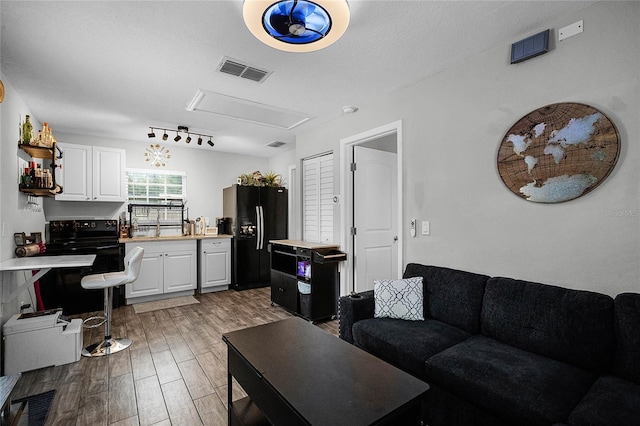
[497,102,620,203]
[145,144,170,167]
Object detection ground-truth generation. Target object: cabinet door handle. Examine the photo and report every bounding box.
[278,287,285,292]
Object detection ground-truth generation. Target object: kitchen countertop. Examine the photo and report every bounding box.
[121,234,232,243]
[269,239,340,250]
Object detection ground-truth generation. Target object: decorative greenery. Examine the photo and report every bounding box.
[238,171,285,187]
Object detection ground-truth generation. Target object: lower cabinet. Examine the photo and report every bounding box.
[198,238,231,293]
[125,240,196,303]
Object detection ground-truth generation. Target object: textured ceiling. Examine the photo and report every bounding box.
[1,1,594,157]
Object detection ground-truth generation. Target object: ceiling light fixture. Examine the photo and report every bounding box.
[243,0,350,52]
[148,126,215,148]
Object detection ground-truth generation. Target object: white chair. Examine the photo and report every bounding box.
[80,246,144,357]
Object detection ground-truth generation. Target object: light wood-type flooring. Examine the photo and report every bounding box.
[11,287,339,425]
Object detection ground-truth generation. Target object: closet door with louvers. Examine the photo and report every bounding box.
[302,153,334,243]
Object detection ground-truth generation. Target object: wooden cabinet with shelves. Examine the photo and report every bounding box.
[124,240,196,303]
[270,240,346,322]
[17,143,63,197]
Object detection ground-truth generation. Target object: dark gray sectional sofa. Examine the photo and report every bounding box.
[338,264,640,426]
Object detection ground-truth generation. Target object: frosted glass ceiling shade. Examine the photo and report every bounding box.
[243,0,350,52]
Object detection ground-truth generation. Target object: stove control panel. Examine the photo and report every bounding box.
[49,220,119,233]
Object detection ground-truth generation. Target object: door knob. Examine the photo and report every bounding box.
[393,236,398,242]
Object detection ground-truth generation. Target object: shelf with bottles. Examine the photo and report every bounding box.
[17,142,63,197]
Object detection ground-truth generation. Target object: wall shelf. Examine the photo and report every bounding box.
[17,143,63,197]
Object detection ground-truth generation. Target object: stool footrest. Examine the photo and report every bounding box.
[82,315,107,329]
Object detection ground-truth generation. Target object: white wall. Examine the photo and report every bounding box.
[0,75,48,322]
[267,148,296,189]
[43,132,270,223]
[294,1,640,297]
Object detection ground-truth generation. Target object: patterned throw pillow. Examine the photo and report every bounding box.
[374,277,424,321]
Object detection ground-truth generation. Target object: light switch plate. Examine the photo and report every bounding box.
[422,221,430,236]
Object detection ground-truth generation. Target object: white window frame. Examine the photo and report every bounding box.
[126,168,187,204]
[302,152,334,243]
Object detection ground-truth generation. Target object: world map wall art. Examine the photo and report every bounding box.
[497,102,620,203]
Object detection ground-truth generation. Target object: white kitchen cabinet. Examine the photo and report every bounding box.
[125,240,197,303]
[55,143,126,202]
[198,238,231,293]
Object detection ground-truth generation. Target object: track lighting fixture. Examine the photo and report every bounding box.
[148,126,214,148]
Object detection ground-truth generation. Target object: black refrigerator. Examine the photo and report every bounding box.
[223,184,288,290]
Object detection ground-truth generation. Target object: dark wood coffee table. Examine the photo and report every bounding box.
[223,317,429,425]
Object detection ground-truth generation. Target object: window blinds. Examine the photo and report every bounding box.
[302,153,333,243]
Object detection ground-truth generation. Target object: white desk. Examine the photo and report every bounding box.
[0,255,96,303]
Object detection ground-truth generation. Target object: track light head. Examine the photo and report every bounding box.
[185,135,192,143]
[208,138,214,147]
[197,137,203,145]
[162,132,168,141]
[148,128,156,138]
[174,133,181,142]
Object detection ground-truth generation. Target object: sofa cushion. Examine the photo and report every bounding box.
[374,277,424,321]
[403,264,489,333]
[481,277,614,372]
[567,375,640,425]
[425,335,598,426]
[352,317,470,378]
[613,293,640,383]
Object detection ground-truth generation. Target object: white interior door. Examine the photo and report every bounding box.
[353,146,398,292]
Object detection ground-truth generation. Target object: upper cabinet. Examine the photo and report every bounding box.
[55,143,126,202]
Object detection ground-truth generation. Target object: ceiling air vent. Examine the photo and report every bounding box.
[218,57,272,83]
[266,141,287,148]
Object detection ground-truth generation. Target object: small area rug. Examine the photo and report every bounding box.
[13,389,56,426]
[132,295,200,314]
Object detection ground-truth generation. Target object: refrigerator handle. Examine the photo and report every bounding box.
[255,206,260,250]
[259,205,265,249]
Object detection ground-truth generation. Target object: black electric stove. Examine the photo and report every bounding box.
[39,219,124,315]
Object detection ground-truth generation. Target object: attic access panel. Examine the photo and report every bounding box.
[186,89,312,130]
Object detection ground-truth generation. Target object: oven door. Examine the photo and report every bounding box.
[38,243,124,315]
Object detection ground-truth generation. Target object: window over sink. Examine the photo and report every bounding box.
[126,168,186,204]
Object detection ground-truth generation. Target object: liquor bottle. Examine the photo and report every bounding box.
[21,115,34,145]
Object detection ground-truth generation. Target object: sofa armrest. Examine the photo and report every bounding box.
[338,290,375,343]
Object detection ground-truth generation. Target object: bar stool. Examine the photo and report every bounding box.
[80,246,144,357]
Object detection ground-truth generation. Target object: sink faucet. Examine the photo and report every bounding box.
[155,211,161,237]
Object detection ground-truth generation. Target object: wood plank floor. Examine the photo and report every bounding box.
[12,287,338,425]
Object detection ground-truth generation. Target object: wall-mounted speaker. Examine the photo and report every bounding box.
[511,29,550,64]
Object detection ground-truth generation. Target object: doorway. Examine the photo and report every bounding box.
[340,121,403,296]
